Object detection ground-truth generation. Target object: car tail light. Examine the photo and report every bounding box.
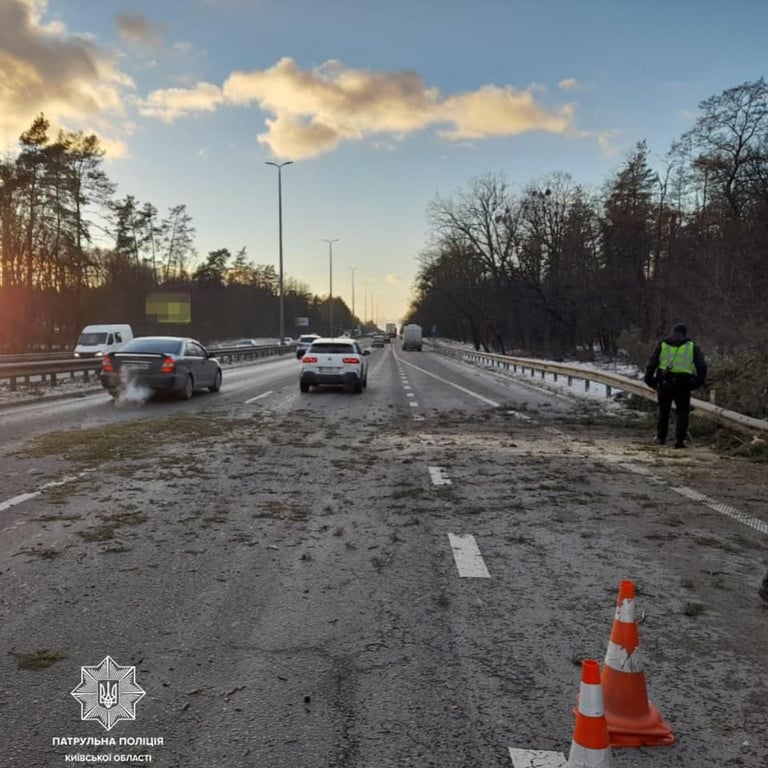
[159,356,176,373]
[101,357,114,373]
[342,357,360,364]
[302,356,318,364]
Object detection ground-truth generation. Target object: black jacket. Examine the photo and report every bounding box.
[644,330,707,389]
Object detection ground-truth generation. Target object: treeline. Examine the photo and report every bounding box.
[0,116,356,351]
[405,79,768,360]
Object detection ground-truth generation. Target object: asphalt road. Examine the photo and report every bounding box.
[1,342,766,767]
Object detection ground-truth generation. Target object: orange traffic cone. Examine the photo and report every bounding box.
[567,659,611,767]
[601,580,675,747]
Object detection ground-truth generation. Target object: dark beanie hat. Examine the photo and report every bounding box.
[672,323,687,335]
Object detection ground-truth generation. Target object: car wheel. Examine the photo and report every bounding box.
[107,388,119,398]
[300,381,310,393]
[209,369,222,393]
[179,374,194,400]
[353,377,363,394]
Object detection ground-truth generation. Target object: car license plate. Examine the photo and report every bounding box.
[319,366,341,373]
[123,362,149,370]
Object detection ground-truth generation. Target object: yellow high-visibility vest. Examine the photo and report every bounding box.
[660,341,695,374]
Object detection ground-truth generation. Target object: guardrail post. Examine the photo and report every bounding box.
[584,378,590,392]
[605,384,612,397]
[51,371,57,386]
[568,375,573,386]
[540,370,545,380]
[10,376,17,392]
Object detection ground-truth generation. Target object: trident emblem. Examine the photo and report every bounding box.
[99,681,119,709]
[72,656,145,730]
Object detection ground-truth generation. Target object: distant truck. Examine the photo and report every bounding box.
[385,323,398,338]
[401,323,423,351]
[73,324,133,358]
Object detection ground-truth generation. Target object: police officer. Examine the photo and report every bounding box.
[644,323,707,448]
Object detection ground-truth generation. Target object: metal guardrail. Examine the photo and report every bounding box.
[0,351,72,363]
[434,342,768,437]
[0,343,294,392]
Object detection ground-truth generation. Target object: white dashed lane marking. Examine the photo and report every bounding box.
[428,466,452,486]
[508,747,567,767]
[245,390,274,403]
[0,492,39,514]
[0,473,90,528]
[447,533,491,578]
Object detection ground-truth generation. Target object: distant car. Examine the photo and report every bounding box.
[100,336,222,400]
[371,335,385,348]
[296,333,321,358]
[236,338,258,346]
[283,336,294,345]
[299,337,369,393]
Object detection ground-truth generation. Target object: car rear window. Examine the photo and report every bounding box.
[309,343,356,354]
[120,338,183,355]
[299,335,318,343]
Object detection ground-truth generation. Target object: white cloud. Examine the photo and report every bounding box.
[139,81,224,122]
[558,78,581,91]
[0,0,133,153]
[140,56,579,159]
[385,273,402,285]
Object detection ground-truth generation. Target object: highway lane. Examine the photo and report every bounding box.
[0,341,766,767]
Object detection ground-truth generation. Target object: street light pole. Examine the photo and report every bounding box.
[323,238,339,336]
[349,267,357,325]
[265,160,293,344]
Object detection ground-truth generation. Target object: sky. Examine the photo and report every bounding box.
[1,0,766,327]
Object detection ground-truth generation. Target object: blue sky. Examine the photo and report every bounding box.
[1,0,765,325]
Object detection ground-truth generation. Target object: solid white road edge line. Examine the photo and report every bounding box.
[671,484,768,535]
[601,454,768,537]
[447,533,491,578]
[245,390,274,403]
[508,747,567,767]
[397,356,500,407]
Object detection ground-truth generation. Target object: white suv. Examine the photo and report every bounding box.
[299,338,370,393]
[296,333,321,359]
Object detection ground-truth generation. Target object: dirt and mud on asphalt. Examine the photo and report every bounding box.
[0,397,766,766]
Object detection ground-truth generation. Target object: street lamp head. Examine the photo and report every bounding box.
[265,160,293,169]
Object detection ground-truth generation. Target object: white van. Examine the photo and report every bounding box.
[74,324,134,358]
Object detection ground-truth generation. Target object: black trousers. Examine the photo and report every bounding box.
[657,379,692,444]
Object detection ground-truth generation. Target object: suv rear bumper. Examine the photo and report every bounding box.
[301,371,360,387]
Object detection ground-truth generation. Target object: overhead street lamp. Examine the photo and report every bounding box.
[265,160,293,344]
[323,238,339,336]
